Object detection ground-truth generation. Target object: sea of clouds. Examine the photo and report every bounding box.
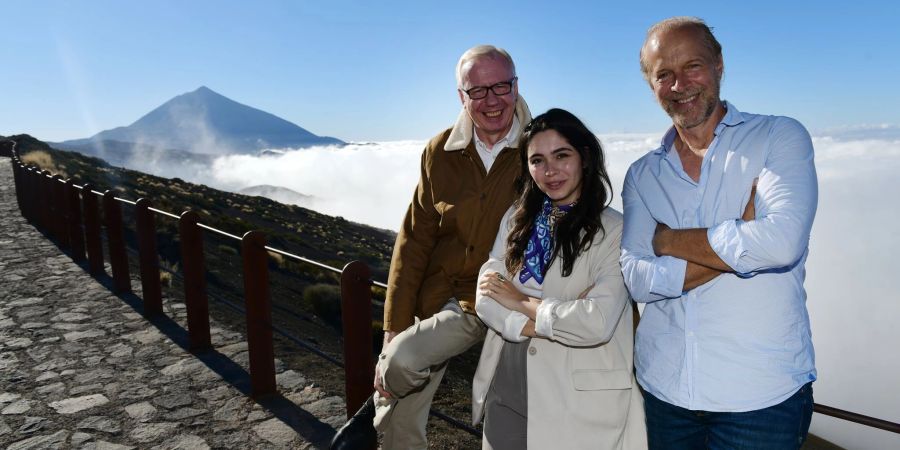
[172,129,900,449]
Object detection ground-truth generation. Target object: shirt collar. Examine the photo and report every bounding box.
[657,100,745,155]
[474,116,520,153]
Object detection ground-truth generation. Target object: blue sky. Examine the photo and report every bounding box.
[3,0,899,142]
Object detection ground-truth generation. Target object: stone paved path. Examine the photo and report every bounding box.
[0,158,346,449]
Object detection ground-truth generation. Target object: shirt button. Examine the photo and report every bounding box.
[528,347,537,356]
[687,331,694,337]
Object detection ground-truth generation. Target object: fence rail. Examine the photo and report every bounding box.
[5,146,898,447]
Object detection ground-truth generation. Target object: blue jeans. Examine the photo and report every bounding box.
[643,383,814,450]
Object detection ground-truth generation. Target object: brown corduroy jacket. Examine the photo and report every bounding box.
[383,98,532,332]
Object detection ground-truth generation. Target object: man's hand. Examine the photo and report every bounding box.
[373,331,399,399]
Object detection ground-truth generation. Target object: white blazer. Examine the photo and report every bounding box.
[472,207,647,450]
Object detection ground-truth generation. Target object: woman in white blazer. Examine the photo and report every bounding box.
[473,108,646,450]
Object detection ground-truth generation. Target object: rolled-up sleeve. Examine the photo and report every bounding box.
[620,167,687,302]
[540,217,629,346]
[708,117,818,274]
[534,298,561,338]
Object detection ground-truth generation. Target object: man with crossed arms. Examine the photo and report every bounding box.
[621,17,817,449]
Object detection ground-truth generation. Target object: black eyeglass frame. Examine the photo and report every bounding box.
[462,77,518,100]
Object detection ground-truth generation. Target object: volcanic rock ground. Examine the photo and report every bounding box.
[0,158,345,449]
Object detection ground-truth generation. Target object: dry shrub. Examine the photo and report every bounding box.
[21,150,66,177]
[268,250,284,268]
[303,284,342,326]
[159,270,173,288]
[217,244,238,256]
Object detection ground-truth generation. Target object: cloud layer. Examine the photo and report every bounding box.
[202,141,424,230]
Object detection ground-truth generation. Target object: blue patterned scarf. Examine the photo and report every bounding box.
[519,197,574,285]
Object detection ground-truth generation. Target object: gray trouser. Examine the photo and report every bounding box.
[482,340,528,450]
[375,300,486,450]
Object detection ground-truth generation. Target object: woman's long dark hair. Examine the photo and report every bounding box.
[505,108,613,278]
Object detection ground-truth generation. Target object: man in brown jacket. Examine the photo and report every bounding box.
[330,45,531,449]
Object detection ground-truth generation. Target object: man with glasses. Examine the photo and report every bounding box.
[330,45,531,449]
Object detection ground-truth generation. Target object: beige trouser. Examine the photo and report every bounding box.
[374,299,486,450]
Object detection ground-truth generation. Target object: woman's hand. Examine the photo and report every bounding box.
[479,271,541,319]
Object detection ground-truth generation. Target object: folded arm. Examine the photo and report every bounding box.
[475,208,535,341]
[655,118,817,275]
[535,218,629,347]
[653,182,757,289]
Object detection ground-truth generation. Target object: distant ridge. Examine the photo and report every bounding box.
[59,86,344,156]
[239,184,313,207]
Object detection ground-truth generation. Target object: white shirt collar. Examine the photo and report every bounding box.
[474,116,520,154]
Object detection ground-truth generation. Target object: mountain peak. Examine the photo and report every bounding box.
[62,88,344,154]
[188,85,223,98]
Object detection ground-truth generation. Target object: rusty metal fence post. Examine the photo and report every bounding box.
[103,190,131,294]
[82,184,104,276]
[33,169,43,228]
[29,167,41,224]
[39,171,52,232]
[179,210,211,352]
[29,167,40,224]
[340,260,374,419]
[23,167,36,223]
[136,198,163,317]
[52,175,70,248]
[66,180,86,263]
[17,164,28,220]
[241,231,276,398]
[11,158,24,214]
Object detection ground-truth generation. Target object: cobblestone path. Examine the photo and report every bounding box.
[0,158,345,449]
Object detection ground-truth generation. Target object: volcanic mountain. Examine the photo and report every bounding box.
[58,86,344,157]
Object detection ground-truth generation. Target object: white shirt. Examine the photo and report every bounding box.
[620,102,818,412]
[473,116,520,173]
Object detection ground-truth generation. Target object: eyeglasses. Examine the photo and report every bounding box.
[462,77,517,100]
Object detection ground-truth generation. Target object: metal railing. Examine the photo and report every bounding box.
[7,151,375,407]
[5,146,898,445]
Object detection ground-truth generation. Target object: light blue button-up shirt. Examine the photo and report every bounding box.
[620,102,817,412]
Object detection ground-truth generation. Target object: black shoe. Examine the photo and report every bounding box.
[330,396,377,450]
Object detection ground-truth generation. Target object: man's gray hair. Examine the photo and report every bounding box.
[639,16,722,80]
[456,45,516,88]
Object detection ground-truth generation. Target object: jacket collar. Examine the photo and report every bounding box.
[444,96,532,151]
